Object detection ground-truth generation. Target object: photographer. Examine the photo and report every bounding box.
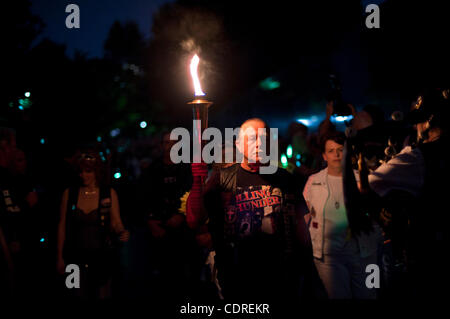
[368,88,449,298]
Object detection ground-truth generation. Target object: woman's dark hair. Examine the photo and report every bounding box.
[75,151,105,186]
[320,131,346,153]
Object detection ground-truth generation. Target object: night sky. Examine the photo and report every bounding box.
[30,0,386,59]
[15,0,449,133]
[30,0,174,58]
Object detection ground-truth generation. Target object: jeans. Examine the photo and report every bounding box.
[314,252,378,299]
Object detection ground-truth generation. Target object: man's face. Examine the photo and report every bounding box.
[237,120,267,164]
[322,140,344,170]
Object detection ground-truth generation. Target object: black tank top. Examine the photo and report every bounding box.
[64,187,112,262]
[71,208,103,253]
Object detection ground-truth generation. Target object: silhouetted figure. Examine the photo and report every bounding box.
[369,88,450,299]
[57,151,129,299]
[136,132,194,300]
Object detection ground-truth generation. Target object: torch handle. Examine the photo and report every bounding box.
[191,101,211,163]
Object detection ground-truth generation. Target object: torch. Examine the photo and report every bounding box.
[188,54,213,163]
[186,54,212,230]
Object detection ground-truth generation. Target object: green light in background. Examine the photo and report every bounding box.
[40,138,45,144]
[281,154,288,168]
[259,77,280,91]
[18,98,32,108]
[286,145,293,158]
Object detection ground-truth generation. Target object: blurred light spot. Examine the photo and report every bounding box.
[297,118,311,126]
[140,121,147,129]
[110,128,120,137]
[259,77,280,90]
[114,172,121,179]
[18,98,32,108]
[296,154,301,160]
[25,92,31,97]
[40,238,45,243]
[97,136,102,142]
[281,154,288,168]
[296,161,301,167]
[297,116,320,127]
[286,145,293,158]
[18,105,24,110]
[332,115,354,122]
[40,138,45,144]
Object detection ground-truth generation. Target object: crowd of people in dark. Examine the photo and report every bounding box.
[1,87,449,305]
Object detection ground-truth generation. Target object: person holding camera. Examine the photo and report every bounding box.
[368,88,449,299]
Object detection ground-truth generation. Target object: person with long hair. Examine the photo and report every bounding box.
[303,132,381,299]
[56,151,129,299]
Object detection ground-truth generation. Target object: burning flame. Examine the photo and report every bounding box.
[190,54,205,96]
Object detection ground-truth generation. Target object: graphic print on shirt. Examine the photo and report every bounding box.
[224,185,283,242]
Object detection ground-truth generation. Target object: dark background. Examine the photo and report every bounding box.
[4,0,449,194]
[5,1,450,131]
[6,0,450,137]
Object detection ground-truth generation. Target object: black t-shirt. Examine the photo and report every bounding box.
[204,164,309,298]
[206,166,295,244]
[138,160,192,222]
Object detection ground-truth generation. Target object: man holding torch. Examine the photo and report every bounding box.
[187,118,316,301]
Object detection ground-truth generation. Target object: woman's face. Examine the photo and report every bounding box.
[322,139,344,170]
[80,169,96,186]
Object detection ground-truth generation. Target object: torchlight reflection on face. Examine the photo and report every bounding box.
[237,120,267,164]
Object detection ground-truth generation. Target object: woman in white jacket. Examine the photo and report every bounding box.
[303,131,381,299]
